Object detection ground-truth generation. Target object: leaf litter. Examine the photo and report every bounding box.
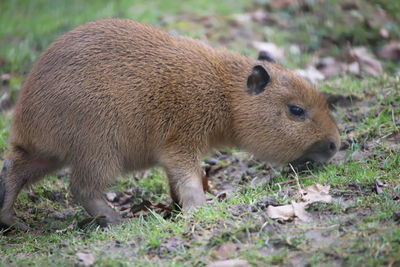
[266,184,332,222]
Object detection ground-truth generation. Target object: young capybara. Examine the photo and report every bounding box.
[0,19,339,230]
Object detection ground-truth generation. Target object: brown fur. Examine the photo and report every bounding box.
[0,19,339,229]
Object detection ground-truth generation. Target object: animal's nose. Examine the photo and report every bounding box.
[328,141,337,154]
[317,139,338,159]
[292,138,339,165]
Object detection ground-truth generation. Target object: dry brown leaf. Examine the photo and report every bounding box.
[373,178,387,195]
[129,200,172,216]
[301,184,332,203]
[267,201,310,222]
[202,174,209,191]
[267,183,332,222]
[348,47,382,76]
[267,203,296,220]
[292,201,311,221]
[207,259,249,267]
[76,251,95,266]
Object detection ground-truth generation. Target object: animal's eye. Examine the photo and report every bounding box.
[288,105,305,118]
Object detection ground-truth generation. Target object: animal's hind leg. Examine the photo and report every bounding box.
[0,148,60,230]
[70,163,122,227]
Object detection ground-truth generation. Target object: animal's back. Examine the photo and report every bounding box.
[11,19,234,169]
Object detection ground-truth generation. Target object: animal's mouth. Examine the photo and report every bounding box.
[290,153,329,167]
[290,139,339,167]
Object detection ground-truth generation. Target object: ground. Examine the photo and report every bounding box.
[0,0,399,266]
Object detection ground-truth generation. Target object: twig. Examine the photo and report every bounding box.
[275,176,311,186]
[289,163,303,196]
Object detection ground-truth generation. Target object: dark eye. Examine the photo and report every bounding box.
[288,105,305,118]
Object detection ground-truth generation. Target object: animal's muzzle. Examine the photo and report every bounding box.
[292,139,339,165]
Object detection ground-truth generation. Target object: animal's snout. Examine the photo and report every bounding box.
[292,138,339,165]
[328,141,336,153]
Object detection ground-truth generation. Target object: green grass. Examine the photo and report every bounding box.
[1,0,400,266]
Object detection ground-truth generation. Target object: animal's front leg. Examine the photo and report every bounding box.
[161,152,206,210]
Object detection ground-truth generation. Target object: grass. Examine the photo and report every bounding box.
[0,0,249,74]
[1,0,400,266]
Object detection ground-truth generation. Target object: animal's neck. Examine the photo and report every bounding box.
[206,51,255,150]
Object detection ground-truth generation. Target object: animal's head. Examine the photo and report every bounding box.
[232,55,340,166]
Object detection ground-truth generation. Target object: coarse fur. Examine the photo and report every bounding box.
[0,19,339,230]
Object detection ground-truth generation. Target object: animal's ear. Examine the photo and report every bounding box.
[246,65,270,95]
[257,50,275,63]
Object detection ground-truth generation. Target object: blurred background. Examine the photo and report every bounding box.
[1,0,399,76]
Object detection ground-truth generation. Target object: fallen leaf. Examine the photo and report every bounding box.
[348,47,382,76]
[252,42,285,60]
[206,259,249,267]
[379,42,400,62]
[76,251,95,266]
[202,174,209,191]
[266,183,333,221]
[127,199,172,217]
[117,193,133,205]
[267,201,310,222]
[292,201,312,221]
[373,178,387,195]
[301,184,332,203]
[294,66,325,83]
[130,199,152,214]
